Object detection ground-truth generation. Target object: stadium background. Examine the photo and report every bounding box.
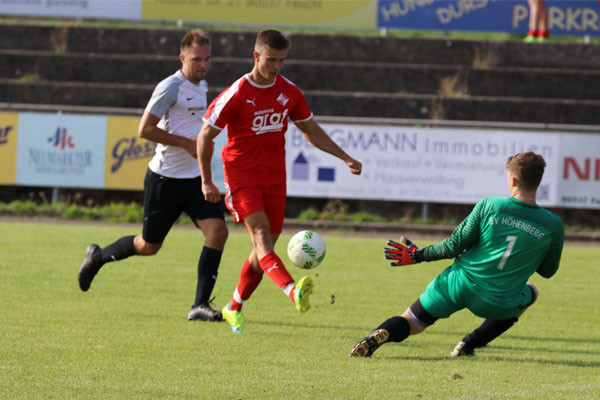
[1,0,599,228]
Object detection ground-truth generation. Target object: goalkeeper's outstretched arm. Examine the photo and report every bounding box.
[383,236,425,267]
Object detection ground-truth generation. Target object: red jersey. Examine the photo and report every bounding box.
[203,74,312,185]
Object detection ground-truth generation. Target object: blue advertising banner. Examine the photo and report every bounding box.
[377,0,600,36]
[16,113,107,188]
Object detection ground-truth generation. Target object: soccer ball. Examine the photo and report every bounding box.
[287,230,326,270]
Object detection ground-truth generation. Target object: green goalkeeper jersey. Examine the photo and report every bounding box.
[423,196,564,307]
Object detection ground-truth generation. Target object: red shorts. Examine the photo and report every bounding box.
[224,182,286,234]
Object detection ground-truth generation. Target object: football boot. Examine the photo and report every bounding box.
[348,329,390,358]
[187,302,223,321]
[294,276,314,313]
[450,340,475,357]
[222,305,246,333]
[78,244,102,292]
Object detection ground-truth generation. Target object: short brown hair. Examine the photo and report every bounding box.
[255,29,290,51]
[180,29,211,53]
[506,152,546,191]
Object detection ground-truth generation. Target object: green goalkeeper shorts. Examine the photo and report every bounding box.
[419,265,535,320]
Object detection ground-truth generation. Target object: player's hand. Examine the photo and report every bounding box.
[202,182,221,203]
[184,138,197,158]
[346,157,362,175]
[383,236,422,267]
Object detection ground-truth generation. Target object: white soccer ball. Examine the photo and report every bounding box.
[287,230,326,270]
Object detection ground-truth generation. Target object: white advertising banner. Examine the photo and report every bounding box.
[16,112,107,188]
[556,133,600,209]
[285,123,563,207]
[8,111,599,209]
[0,0,141,20]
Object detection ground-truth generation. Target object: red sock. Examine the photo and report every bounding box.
[230,258,263,311]
[528,29,538,37]
[259,252,294,290]
[539,30,549,38]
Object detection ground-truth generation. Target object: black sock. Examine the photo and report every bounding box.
[96,235,137,267]
[462,317,518,349]
[376,316,411,343]
[193,246,223,307]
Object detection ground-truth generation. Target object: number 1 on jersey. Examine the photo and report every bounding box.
[497,235,518,270]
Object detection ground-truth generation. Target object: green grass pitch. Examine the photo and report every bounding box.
[1,221,599,399]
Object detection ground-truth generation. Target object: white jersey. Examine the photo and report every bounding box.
[146,70,207,178]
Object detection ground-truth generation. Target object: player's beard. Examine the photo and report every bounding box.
[193,69,207,82]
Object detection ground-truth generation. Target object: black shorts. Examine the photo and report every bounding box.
[142,169,224,244]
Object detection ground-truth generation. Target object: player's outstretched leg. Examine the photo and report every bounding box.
[450,317,519,358]
[293,276,313,313]
[349,316,411,358]
[348,329,390,358]
[222,304,246,334]
[451,284,536,358]
[78,244,102,291]
[78,236,137,292]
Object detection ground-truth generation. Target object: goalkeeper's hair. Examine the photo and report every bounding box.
[506,152,546,191]
[255,28,290,52]
[180,29,211,53]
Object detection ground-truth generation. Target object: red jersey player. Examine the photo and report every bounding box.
[197,28,362,333]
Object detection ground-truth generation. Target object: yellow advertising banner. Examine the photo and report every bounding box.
[142,0,376,29]
[0,113,18,184]
[105,116,155,190]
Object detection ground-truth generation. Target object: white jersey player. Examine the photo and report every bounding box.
[78,30,228,322]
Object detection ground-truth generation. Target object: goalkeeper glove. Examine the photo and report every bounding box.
[383,236,424,267]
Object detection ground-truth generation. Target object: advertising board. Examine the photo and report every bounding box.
[15,113,107,188]
[286,123,567,207]
[0,113,19,185]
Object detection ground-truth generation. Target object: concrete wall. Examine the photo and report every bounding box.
[2,24,600,124]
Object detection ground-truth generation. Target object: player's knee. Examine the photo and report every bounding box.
[527,282,539,305]
[252,225,271,243]
[403,298,438,335]
[517,283,539,318]
[209,221,228,245]
[204,223,228,250]
[400,309,426,335]
[136,239,162,256]
[196,218,228,248]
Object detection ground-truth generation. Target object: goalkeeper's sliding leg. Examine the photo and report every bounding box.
[348,298,435,358]
[451,283,539,357]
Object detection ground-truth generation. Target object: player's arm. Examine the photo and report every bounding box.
[138,111,197,157]
[536,219,565,278]
[196,121,222,203]
[424,213,480,261]
[392,199,485,265]
[293,118,362,175]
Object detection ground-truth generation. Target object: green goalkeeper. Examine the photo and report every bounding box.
[349,152,564,358]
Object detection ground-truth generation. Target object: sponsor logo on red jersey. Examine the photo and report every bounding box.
[252,108,288,134]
